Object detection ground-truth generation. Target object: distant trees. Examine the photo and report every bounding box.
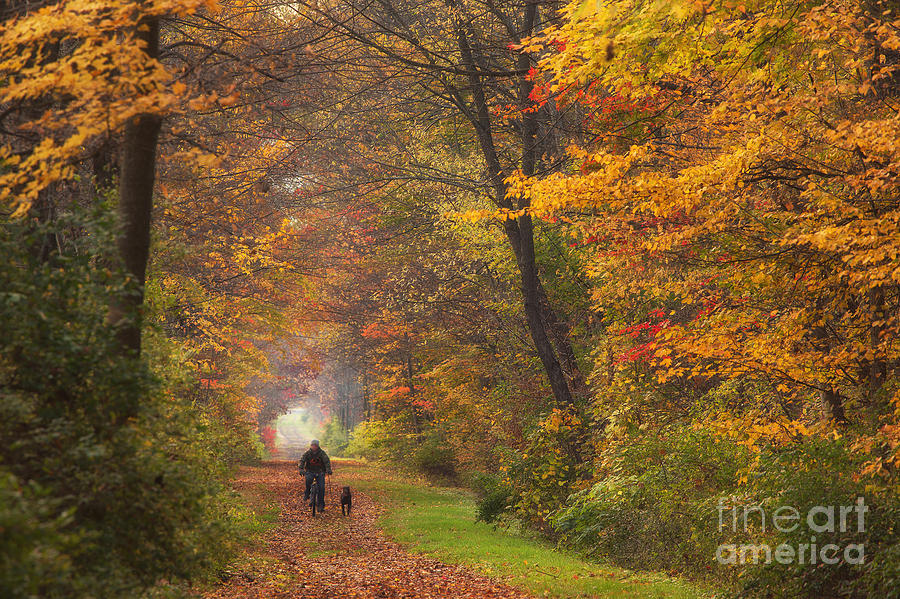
[290,0,590,413]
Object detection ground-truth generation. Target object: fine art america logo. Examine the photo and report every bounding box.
[716,497,867,565]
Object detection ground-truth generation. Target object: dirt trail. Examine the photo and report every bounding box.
[203,460,533,599]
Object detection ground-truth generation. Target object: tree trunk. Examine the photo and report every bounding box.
[820,386,846,423]
[362,368,371,421]
[536,280,588,397]
[868,285,887,402]
[503,218,577,408]
[452,1,578,410]
[406,334,420,433]
[111,17,162,356]
[810,300,847,424]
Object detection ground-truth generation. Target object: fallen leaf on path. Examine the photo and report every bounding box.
[200,461,534,599]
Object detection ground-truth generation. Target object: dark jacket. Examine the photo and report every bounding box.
[299,447,332,474]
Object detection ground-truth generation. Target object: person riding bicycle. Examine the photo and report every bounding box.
[299,439,332,511]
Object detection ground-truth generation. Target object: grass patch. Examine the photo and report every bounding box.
[338,460,709,599]
[231,481,281,540]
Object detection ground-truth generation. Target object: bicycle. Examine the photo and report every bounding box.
[302,470,326,517]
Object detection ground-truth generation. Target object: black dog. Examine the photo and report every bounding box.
[340,486,352,516]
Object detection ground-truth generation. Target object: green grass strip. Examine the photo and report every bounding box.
[338,460,710,599]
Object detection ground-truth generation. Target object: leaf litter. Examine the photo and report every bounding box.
[201,460,534,599]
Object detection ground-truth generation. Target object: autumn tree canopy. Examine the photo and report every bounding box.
[1,0,899,598]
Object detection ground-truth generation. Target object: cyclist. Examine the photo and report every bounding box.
[299,439,332,511]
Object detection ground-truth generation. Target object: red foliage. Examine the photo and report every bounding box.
[614,310,672,364]
[411,397,435,411]
[386,385,411,397]
[260,425,277,454]
[361,322,400,340]
[199,378,227,389]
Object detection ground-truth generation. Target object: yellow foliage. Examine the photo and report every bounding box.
[519,0,900,419]
[0,0,216,216]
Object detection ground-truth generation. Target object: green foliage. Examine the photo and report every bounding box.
[346,419,456,480]
[0,472,77,597]
[319,415,349,456]
[0,206,248,598]
[550,422,900,598]
[346,419,398,462]
[735,436,899,599]
[411,429,456,479]
[552,426,748,578]
[470,472,513,524]
[504,407,591,527]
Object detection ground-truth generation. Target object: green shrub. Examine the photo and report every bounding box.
[346,419,400,462]
[0,471,77,597]
[319,415,350,456]
[0,208,244,597]
[551,425,747,578]
[412,430,457,479]
[503,406,592,529]
[471,472,513,524]
[346,420,457,479]
[550,421,900,599]
[734,435,899,599]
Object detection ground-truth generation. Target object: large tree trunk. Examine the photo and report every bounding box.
[537,281,588,397]
[504,218,577,408]
[110,17,162,355]
[452,1,579,410]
